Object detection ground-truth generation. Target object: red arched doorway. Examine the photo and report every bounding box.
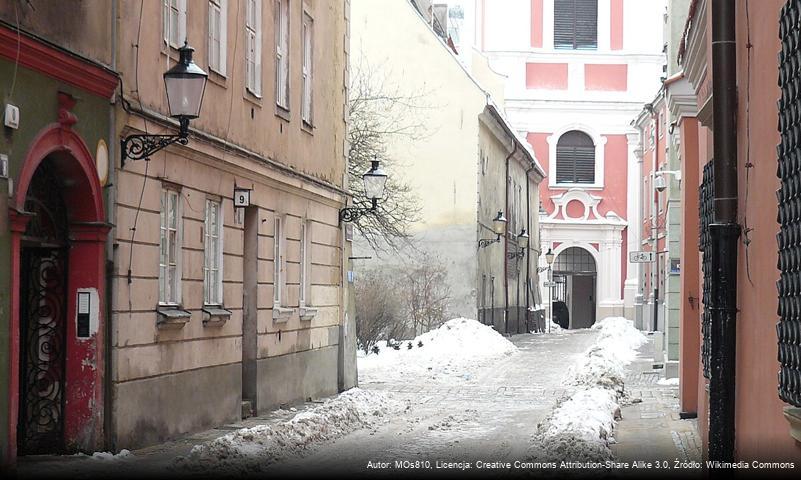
[8,123,108,459]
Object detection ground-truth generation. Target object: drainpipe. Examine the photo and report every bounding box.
[525,164,535,332]
[104,0,119,451]
[503,142,518,335]
[708,0,740,463]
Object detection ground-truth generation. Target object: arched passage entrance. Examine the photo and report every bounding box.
[552,246,596,329]
[8,123,108,458]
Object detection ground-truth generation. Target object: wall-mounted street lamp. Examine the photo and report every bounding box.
[340,159,388,223]
[121,42,208,167]
[478,211,507,249]
[653,170,682,192]
[507,229,529,259]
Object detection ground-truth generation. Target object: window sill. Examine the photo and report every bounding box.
[202,305,232,327]
[208,69,228,88]
[273,306,295,322]
[784,407,801,443]
[301,121,314,135]
[551,183,604,190]
[275,105,291,122]
[156,307,191,329]
[299,306,318,321]
[244,88,262,107]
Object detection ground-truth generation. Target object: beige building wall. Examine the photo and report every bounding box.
[111,0,350,448]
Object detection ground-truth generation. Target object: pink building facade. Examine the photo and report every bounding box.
[475,0,665,326]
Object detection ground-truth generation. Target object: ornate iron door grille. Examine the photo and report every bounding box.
[18,248,68,455]
[777,0,801,408]
[699,161,714,380]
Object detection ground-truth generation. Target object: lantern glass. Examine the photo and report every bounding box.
[164,43,208,119]
[363,160,388,200]
[545,248,555,265]
[518,229,529,249]
[492,211,507,235]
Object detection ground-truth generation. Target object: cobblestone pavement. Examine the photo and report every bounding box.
[611,337,703,478]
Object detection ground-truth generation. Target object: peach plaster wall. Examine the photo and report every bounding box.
[530,0,543,48]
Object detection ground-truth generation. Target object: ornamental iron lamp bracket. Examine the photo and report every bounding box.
[478,234,501,249]
[339,198,378,223]
[121,118,190,168]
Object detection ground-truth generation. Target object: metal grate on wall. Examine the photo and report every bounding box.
[777,0,801,408]
[699,161,714,380]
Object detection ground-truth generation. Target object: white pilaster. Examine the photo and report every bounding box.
[597,0,611,52]
[623,131,643,314]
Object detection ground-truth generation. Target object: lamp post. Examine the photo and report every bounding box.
[340,158,388,223]
[121,42,208,166]
[478,211,507,249]
[545,248,555,333]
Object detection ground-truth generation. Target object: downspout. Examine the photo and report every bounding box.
[104,0,118,451]
[525,163,535,333]
[503,142,518,335]
[708,0,740,462]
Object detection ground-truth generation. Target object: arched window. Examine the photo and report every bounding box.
[554,0,598,50]
[556,130,595,184]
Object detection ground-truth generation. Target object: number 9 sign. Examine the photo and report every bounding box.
[234,187,251,208]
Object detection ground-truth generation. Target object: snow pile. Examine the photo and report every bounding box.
[565,317,647,391]
[358,318,518,384]
[90,449,133,461]
[174,388,407,474]
[531,317,645,464]
[657,377,680,386]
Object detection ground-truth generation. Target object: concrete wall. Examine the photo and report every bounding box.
[257,345,339,409]
[113,363,241,448]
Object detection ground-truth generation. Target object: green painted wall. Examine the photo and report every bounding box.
[0,56,110,459]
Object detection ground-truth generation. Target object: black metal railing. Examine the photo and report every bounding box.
[777,0,801,408]
[699,161,714,380]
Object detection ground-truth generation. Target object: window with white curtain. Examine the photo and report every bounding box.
[301,11,313,124]
[246,0,262,95]
[159,189,182,304]
[208,0,227,75]
[204,199,223,305]
[273,216,284,306]
[275,0,290,109]
[163,0,187,49]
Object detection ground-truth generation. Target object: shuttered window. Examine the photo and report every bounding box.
[556,130,595,184]
[554,0,598,50]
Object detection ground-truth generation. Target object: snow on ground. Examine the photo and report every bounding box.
[657,377,680,386]
[531,317,646,463]
[358,318,518,384]
[174,388,408,475]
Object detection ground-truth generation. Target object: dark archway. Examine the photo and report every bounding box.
[553,247,597,329]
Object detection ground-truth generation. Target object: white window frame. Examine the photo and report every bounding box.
[163,0,187,49]
[275,0,290,109]
[159,188,183,305]
[546,123,607,190]
[203,199,224,306]
[301,11,313,124]
[299,220,308,307]
[246,0,262,96]
[208,0,227,76]
[273,216,284,306]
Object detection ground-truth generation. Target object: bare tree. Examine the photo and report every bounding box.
[347,54,433,251]
[404,255,452,336]
[354,268,408,353]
